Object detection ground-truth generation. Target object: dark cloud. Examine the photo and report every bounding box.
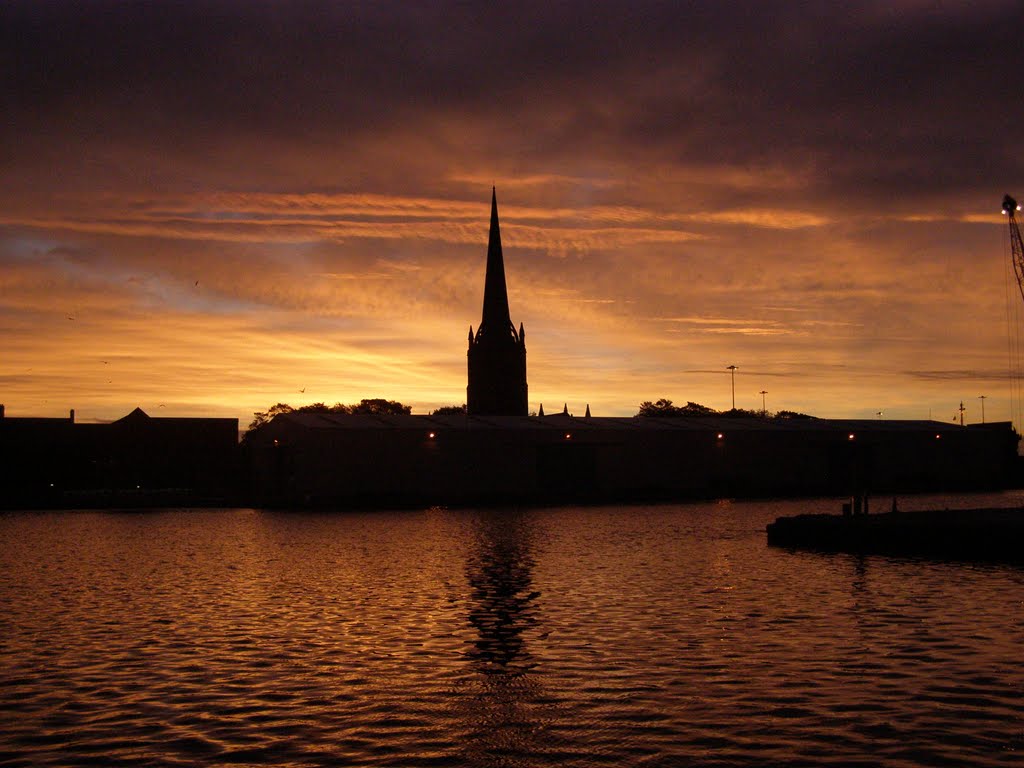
[5,1,1023,207]
[907,369,1016,382]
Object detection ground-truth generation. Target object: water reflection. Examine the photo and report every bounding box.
[465,511,538,674]
[454,509,560,765]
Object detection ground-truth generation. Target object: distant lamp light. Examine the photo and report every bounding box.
[717,433,724,440]
[848,433,856,441]
[273,438,279,446]
[935,434,941,439]
[428,432,436,439]
[564,433,572,440]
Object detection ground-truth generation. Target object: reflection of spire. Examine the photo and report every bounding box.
[480,187,513,337]
[455,511,557,764]
[465,513,538,673]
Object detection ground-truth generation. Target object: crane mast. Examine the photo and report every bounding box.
[1003,194,1024,303]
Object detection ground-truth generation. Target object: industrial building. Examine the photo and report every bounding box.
[245,408,1018,507]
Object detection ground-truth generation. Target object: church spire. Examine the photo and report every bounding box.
[480,187,513,336]
[466,188,528,417]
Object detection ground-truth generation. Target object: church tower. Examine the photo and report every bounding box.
[467,189,528,416]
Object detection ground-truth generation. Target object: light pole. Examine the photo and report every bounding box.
[978,395,986,424]
[726,365,738,410]
[759,390,767,416]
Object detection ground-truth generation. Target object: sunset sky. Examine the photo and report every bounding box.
[5,1,1024,428]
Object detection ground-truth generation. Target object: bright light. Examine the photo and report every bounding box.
[428,432,435,439]
[935,434,941,439]
[848,433,855,440]
[717,433,724,439]
[564,433,572,440]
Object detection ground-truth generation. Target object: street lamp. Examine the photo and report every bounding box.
[726,365,738,410]
[759,390,767,416]
[978,395,986,424]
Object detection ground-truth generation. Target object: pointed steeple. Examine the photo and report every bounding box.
[466,188,528,417]
[538,403,544,417]
[585,404,591,418]
[480,187,513,336]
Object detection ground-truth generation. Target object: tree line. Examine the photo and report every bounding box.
[637,398,812,419]
[246,400,466,433]
[246,396,810,436]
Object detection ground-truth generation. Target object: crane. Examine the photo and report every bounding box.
[1003,194,1024,302]
[1002,194,1024,431]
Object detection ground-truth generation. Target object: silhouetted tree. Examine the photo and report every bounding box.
[679,401,717,415]
[722,408,761,418]
[773,410,815,420]
[431,404,467,415]
[638,399,718,416]
[244,398,411,439]
[638,398,681,416]
[348,398,411,415]
[247,403,294,431]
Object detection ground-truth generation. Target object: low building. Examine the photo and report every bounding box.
[0,405,239,508]
[245,411,1020,507]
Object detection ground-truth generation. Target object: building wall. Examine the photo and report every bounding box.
[0,411,239,508]
[245,417,1020,507]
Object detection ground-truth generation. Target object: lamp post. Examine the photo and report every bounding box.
[759,390,767,416]
[978,395,986,424]
[726,365,738,410]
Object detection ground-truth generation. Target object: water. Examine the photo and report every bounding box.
[2,493,1024,767]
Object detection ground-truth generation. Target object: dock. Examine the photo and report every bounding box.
[766,507,1024,563]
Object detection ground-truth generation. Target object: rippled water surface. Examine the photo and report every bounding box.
[3,494,1024,767]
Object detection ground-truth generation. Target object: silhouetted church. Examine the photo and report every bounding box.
[6,191,1019,510]
[242,190,1021,507]
[467,189,528,416]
